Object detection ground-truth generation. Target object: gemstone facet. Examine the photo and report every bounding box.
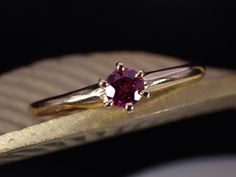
[106,67,145,108]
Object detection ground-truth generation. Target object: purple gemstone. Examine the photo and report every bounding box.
[106,67,144,108]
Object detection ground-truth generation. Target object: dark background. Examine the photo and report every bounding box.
[1,0,236,74]
[0,1,236,176]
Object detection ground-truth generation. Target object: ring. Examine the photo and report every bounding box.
[29,62,205,116]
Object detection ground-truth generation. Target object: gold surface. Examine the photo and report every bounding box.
[0,52,235,165]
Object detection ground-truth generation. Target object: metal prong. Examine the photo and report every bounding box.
[116,62,125,74]
[138,90,151,99]
[144,81,149,88]
[125,102,134,113]
[98,79,109,88]
[135,70,145,78]
[104,99,114,108]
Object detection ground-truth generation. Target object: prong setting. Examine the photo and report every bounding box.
[144,81,149,88]
[115,62,125,74]
[143,91,151,98]
[138,90,151,99]
[104,99,114,108]
[98,79,109,88]
[104,62,146,113]
[135,70,145,78]
[125,102,134,113]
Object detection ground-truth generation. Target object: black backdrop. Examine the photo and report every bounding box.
[1,0,236,74]
[0,1,236,177]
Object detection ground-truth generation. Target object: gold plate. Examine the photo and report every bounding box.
[0,52,235,165]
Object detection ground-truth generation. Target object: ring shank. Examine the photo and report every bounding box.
[29,64,205,116]
[29,84,104,116]
[144,64,206,91]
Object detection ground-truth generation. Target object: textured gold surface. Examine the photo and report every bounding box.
[0,52,235,165]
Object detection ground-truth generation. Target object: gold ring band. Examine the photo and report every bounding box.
[29,63,205,116]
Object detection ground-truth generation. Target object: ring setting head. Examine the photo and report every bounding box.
[98,62,150,112]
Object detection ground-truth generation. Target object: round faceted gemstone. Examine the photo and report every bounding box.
[106,67,144,107]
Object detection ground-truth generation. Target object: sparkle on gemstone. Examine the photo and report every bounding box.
[134,90,142,101]
[106,67,144,108]
[105,85,115,98]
